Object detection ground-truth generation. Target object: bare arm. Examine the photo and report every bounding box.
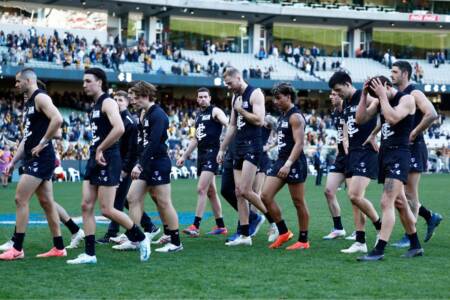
[235,89,265,126]
[11,140,25,165]
[212,107,229,127]
[355,89,379,125]
[217,108,237,164]
[32,94,63,157]
[178,137,198,165]
[219,107,237,153]
[410,90,438,141]
[363,117,380,152]
[99,98,125,152]
[380,95,415,126]
[342,123,349,155]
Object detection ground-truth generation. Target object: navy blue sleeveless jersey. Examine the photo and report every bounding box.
[331,108,345,155]
[380,91,414,148]
[343,90,377,150]
[23,89,55,159]
[195,105,222,150]
[120,109,138,173]
[139,104,169,165]
[89,93,119,154]
[276,106,305,160]
[234,85,262,150]
[403,84,425,143]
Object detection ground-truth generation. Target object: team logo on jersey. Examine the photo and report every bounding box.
[381,123,394,140]
[196,123,207,140]
[277,131,286,150]
[237,115,245,130]
[337,128,344,143]
[27,106,34,114]
[242,101,249,109]
[92,110,100,118]
[281,121,288,128]
[346,116,359,137]
[144,119,149,127]
[201,115,211,121]
[350,106,357,112]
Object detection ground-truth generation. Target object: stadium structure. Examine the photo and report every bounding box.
[1,0,450,108]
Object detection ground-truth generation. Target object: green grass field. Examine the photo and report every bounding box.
[0,174,448,299]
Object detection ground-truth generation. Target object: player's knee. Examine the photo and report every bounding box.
[293,197,306,210]
[380,197,393,211]
[324,188,334,201]
[207,184,215,197]
[81,201,93,213]
[348,191,361,205]
[100,205,113,219]
[15,195,27,208]
[197,185,208,197]
[37,196,51,209]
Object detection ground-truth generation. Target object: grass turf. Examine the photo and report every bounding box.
[0,174,448,299]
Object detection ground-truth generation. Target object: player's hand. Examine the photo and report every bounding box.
[31,142,48,157]
[362,79,370,96]
[369,78,387,99]
[95,149,107,166]
[216,150,224,164]
[233,96,243,113]
[131,165,142,180]
[176,157,185,167]
[277,164,290,179]
[363,134,379,152]
[4,161,14,176]
[409,130,418,143]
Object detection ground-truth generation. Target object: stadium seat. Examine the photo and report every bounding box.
[67,167,81,182]
[181,166,191,178]
[170,166,182,180]
[190,166,198,179]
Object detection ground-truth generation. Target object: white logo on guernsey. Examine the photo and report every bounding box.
[237,115,246,130]
[28,106,34,114]
[92,110,100,118]
[381,123,394,140]
[201,115,211,121]
[242,101,249,109]
[196,123,207,141]
[346,115,359,137]
[337,128,344,143]
[277,130,286,151]
[281,121,288,128]
[91,123,99,146]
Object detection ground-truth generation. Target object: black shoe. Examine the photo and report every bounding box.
[401,248,424,258]
[424,213,442,242]
[357,251,384,262]
[96,232,117,244]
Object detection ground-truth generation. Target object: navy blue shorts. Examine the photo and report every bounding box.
[23,156,55,181]
[346,148,378,179]
[409,141,428,173]
[257,153,271,173]
[266,156,307,184]
[139,156,171,186]
[233,147,261,170]
[197,148,219,176]
[84,151,122,186]
[329,153,349,177]
[378,146,411,184]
